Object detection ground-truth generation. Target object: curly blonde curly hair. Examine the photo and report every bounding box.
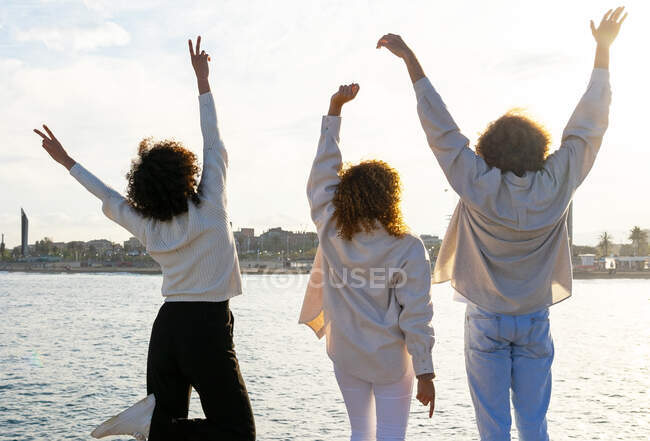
[332,160,408,241]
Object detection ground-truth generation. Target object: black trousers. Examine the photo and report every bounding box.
[147,301,256,441]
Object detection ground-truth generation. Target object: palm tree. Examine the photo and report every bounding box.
[598,232,612,257]
[628,226,648,257]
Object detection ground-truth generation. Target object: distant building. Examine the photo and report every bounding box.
[21,208,28,256]
[238,228,254,238]
[123,237,145,255]
[420,234,442,248]
[234,228,256,254]
[578,254,596,267]
[0,233,5,259]
[257,228,318,254]
[86,239,113,257]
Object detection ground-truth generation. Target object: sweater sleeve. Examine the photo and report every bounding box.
[395,239,435,376]
[197,92,228,206]
[544,68,611,189]
[413,77,495,209]
[306,116,342,232]
[70,163,147,246]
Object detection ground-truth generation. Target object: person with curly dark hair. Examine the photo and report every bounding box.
[475,110,551,177]
[300,83,435,441]
[378,7,625,441]
[125,138,202,221]
[34,36,255,441]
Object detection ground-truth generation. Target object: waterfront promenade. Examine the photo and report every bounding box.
[2,261,649,279]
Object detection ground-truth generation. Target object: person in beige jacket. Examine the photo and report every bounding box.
[300,83,435,441]
[377,6,625,441]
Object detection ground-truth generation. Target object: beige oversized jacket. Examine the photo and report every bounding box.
[414,69,611,314]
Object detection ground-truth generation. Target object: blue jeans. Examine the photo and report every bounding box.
[464,304,554,441]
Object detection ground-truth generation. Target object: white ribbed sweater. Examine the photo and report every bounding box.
[70,92,242,302]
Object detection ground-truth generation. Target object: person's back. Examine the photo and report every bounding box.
[378,8,625,441]
[69,90,241,301]
[35,36,254,441]
[301,83,435,441]
[120,135,240,301]
[431,80,610,313]
[316,223,429,381]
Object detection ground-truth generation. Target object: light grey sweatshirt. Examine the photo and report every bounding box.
[70,92,242,302]
[414,68,611,314]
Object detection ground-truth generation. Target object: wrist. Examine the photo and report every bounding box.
[594,43,610,70]
[328,102,343,116]
[596,42,611,52]
[417,372,435,381]
[402,48,416,62]
[197,77,210,94]
[61,155,76,171]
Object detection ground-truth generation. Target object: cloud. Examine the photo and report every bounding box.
[15,21,130,51]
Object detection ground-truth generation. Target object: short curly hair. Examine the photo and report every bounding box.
[476,110,551,177]
[125,138,201,221]
[332,160,408,241]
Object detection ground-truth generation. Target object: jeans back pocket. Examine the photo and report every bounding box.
[466,313,503,353]
[524,315,553,359]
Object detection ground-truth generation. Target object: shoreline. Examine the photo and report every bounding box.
[1,265,649,279]
[0,265,310,276]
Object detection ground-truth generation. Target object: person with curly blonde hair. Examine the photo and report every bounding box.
[34,36,255,441]
[300,83,435,441]
[378,6,625,441]
[333,159,408,241]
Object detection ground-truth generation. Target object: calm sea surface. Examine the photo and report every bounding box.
[0,272,648,440]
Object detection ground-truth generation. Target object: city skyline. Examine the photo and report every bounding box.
[1,0,649,249]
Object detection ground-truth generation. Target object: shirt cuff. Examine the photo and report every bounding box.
[198,91,214,106]
[413,76,434,97]
[412,352,434,377]
[69,162,82,177]
[321,115,342,134]
[590,68,610,84]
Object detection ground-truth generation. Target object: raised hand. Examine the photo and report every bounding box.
[189,36,211,94]
[377,33,425,84]
[328,83,360,116]
[591,7,627,47]
[33,125,76,170]
[376,33,412,59]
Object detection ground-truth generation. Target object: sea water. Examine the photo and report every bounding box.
[0,272,648,440]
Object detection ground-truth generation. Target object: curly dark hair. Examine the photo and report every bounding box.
[125,138,201,221]
[332,160,408,241]
[476,110,551,177]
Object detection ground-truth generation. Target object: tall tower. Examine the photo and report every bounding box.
[21,208,28,257]
[0,233,5,260]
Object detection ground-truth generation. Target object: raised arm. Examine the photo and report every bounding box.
[545,8,624,188]
[33,125,147,244]
[306,84,359,230]
[188,36,228,204]
[378,34,493,208]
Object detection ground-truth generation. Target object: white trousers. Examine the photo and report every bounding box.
[465,304,554,441]
[334,363,414,441]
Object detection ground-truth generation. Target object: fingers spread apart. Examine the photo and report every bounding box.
[34,124,55,142]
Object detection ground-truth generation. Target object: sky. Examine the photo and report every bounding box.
[1,0,648,249]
